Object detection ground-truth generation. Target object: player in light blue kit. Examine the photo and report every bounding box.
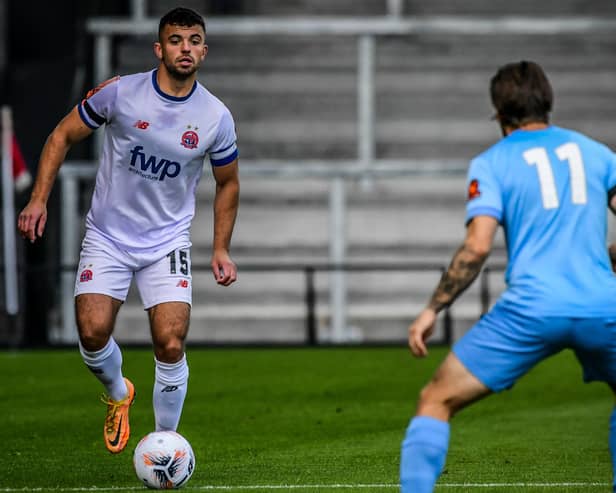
[400,60,616,492]
[18,7,239,454]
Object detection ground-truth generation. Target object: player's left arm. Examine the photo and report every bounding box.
[211,158,239,286]
[408,215,498,357]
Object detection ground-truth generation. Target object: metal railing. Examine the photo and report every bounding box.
[56,259,504,346]
[233,261,503,346]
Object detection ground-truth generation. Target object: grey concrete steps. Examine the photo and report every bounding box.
[192,177,472,252]
[191,176,504,260]
[403,0,616,15]
[112,298,487,344]
[148,0,616,17]
[224,120,615,160]
[149,0,388,17]
[113,29,616,162]
[105,1,616,343]
[112,172,507,345]
[118,34,615,73]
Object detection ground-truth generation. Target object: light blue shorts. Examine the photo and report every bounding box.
[453,302,616,392]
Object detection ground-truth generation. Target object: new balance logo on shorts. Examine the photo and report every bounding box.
[161,385,178,393]
[176,280,189,288]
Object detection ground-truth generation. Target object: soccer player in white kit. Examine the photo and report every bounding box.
[17,7,239,454]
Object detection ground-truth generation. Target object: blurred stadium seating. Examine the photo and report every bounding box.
[10,0,616,345]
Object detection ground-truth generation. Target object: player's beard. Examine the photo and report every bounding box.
[163,58,199,81]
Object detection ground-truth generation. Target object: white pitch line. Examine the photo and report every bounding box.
[437,483,610,488]
[0,483,611,492]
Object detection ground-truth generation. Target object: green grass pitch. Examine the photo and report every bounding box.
[0,346,613,492]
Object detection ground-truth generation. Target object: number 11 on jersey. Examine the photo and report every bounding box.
[523,142,587,209]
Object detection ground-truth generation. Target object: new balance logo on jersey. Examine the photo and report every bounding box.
[129,146,181,181]
[134,120,150,130]
[161,385,178,392]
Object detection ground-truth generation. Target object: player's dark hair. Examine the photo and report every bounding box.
[490,60,553,128]
[158,7,206,39]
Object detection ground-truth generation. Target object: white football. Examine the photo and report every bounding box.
[133,431,195,489]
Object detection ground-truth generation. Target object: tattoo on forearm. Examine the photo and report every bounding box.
[428,244,487,312]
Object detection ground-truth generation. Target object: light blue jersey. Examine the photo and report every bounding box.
[466,125,616,316]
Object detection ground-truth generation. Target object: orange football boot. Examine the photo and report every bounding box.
[100,378,135,454]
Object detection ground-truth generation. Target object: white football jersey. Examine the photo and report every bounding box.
[77,69,238,252]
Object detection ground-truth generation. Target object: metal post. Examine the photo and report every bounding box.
[305,266,317,345]
[439,266,453,345]
[443,307,453,345]
[131,0,147,21]
[386,0,404,17]
[93,35,112,96]
[1,106,18,315]
[358,34,375,176]
[93,34,112,156]
[329,177,347,342]
[59,173,80,343]
[480,266,491,315]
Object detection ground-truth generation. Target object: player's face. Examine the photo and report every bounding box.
[155,24,208,80]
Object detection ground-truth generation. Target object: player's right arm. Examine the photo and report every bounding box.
[409,154,501,357]
[18,107,93,243]
[408,215,498,357]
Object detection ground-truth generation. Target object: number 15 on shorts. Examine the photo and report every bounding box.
[167,249,190,275]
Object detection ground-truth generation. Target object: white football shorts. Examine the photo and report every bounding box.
[74,229,192,309]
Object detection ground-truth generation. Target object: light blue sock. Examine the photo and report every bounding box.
[610,406,616,493]
[400,416,450,493]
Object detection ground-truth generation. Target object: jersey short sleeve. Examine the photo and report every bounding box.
[465,155,503,224]
[77,76,120,130]
[208,109,238,166]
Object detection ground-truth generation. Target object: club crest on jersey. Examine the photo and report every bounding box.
[80,268,93,283]
[134,120,150,130]
[181,130,199,149]
[467,179,481,200]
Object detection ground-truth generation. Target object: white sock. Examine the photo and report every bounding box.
[153,354,189,431]
[79,337,128,401]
